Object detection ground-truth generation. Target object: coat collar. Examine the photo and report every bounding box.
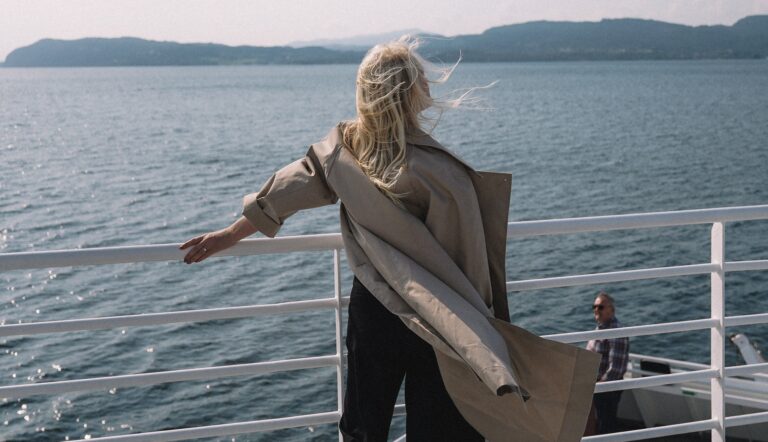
[330,121,480,175]
[404,125,443,149]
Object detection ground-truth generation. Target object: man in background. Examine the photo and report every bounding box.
[586,291,630,434]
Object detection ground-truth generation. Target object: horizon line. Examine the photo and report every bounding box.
[4,13,765,63]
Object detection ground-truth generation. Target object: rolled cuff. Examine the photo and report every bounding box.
[242,193,281,238]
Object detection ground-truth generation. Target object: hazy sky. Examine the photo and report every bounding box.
[2,0,768,61]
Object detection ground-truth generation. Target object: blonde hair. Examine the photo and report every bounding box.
[342,34,495,207]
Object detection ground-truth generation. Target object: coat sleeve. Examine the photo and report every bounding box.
[242,145,338,238]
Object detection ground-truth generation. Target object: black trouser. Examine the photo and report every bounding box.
[339,277,484,442]
[594,390,623,434]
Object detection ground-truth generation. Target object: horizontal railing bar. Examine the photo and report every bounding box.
[725,376,768,394]
[544,318,718,343]
[0,297,351,337]
[629,368,689,378]
[0,355,338,399]
[0,234,344,271]
[630,352,768,381]
[640,378,768,408]
[2,207,766,273]
[65,406,413,442]
[725,410,768,428]
[725,259,768,272]
[507,205,768,238]
[628,353,709,370]
[725,363,768,377]
[723,377,768,395]
[506,264,716,292]
[593,369,717,393]
[68,410,342,442]
[719,391,768,409]
[582,418,717,442]
[725,312,768,327]
[612,369,768,395]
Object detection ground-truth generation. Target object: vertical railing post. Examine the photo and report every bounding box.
[710,222,725,442]
[333,249,345,442]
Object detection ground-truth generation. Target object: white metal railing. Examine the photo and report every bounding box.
[624,353,768,399]
[1,204,767,442]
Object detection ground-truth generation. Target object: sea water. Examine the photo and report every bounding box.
[1,60,767,441]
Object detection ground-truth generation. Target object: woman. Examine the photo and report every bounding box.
[181,36,599,442]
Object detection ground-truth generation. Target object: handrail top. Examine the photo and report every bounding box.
[1,204,767,272]
[508,204,768,237]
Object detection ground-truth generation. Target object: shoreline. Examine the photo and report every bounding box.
[2,57,767,69]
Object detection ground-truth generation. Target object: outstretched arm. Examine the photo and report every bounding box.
[239,149,338,238]
[180,145,338,264]
[180,216,257,264]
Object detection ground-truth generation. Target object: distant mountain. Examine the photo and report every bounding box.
[288,29,426,51]
[417,16,768,61]
[4,16,768,67]
[2,37,362,67]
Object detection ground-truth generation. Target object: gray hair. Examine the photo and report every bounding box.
[596,291,615,307]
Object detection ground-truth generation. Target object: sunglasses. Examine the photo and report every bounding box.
[592,304,608,311]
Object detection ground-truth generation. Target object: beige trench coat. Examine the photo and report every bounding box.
[242,122,600,441]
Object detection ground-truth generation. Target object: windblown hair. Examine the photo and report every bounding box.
[342,35,494,207]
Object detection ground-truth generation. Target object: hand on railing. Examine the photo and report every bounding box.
[180,216,258,264]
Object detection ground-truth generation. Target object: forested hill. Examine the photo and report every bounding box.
[4,15,767,67]
[425,15,768,62]
[2,37,363,67]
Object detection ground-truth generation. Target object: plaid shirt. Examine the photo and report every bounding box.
[586,316,629,382]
